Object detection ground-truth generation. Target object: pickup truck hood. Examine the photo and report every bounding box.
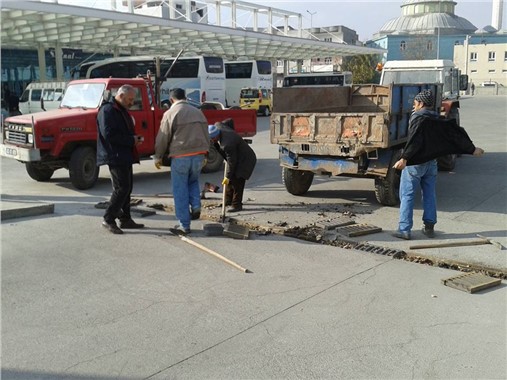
[6,108,98,125]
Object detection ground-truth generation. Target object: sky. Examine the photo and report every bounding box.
[249,0,506,41]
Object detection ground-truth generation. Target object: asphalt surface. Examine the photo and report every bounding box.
[1,95,506,379]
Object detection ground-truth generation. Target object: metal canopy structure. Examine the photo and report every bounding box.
[1,1,384,60]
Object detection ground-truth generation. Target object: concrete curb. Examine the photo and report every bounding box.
[1,203,55,221]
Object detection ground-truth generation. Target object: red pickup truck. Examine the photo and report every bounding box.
[0,77,257,189]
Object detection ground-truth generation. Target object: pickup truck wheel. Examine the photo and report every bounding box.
[202,144,223,173]
[25,163,55,182]
[69,146,99,190]
[374,150,401,206]
[282,167,314,195]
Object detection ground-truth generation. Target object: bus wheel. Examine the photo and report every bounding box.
[282,167,314,195]
[25,163,55,182]
[69,146,99,190]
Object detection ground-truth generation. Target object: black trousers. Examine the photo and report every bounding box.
[225,177,246,208]
[104,165,133,224]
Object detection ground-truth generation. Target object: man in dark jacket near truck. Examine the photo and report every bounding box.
[392,89,484,240]
[97,84,145,234]
[209,121,257,212]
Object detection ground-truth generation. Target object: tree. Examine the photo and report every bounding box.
[341,54,382,84]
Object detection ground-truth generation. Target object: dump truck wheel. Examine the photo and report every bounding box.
[438,107,459,171]
[69,146,99,190]
[374,150,401,206]
[437,154,457,171]
[202,144,223,173]
[25,163,55,182]
[282,167,314,195]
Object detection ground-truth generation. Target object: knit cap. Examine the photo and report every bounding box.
[414,89,434,107]
[208,124,220,138]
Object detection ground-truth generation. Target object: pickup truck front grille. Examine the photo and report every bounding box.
[6,130,28,144]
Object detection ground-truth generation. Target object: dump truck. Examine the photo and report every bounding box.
[270,83,442,206]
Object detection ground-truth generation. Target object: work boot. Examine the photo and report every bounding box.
[102,221,123,234]
[392,230,411,240]
[191,208,201,220]
[422,223,435,238]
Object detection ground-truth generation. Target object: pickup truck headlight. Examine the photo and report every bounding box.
[28,134,34,144]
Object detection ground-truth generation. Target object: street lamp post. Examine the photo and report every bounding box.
[306,10,316,28]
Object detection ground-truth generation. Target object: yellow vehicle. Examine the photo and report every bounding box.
[239,88,271,117]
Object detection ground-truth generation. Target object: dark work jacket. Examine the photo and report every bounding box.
[401,114,476,166]
[97,99,139,166]
[219,127,257,180]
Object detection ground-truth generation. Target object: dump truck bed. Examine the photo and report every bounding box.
[271,84,441,157]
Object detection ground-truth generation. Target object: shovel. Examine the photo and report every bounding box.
[221,160,228,223]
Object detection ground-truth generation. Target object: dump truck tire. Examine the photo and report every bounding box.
[282,167,314,195]
[25,163,54,182]
[375,150,401,206]
[69,146,99,190]
[438,107,459,171]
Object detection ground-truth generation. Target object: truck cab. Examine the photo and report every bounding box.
[380,59,469,170]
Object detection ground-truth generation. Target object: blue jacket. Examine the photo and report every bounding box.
[96,99,139,166]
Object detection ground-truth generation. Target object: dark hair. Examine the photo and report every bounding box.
[221,118,234,130]
[170,88,186,100]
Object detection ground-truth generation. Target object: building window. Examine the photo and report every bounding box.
[470,52,477,61]
[454,40,461,45]
[504,51,507,61]
[400,40,406,51]
[323,37,332,42]
[427,40,433,50]
[488,51,496,61]
[276,60,283,67]
[488,69,496,73]
[324,57,332,64]
[471,69,477,73]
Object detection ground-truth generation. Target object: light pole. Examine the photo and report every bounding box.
[306,10,316,28]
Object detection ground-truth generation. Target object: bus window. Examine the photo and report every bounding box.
[225,62,253,79]
[31,89,42,101]
[256,60,272,75]
[204,57,224,73]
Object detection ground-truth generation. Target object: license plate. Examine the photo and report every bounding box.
[0,144,18,157]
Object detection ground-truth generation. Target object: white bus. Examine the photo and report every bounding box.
[282,71,353,87]
[81,56,226,105]
[225,60,273,107]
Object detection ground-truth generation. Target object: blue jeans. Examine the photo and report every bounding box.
[170,154,205,229]
[398,160,437,233]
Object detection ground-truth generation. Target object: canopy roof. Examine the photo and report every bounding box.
[1,1,384,60]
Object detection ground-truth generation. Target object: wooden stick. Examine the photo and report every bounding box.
[221,161,228,223]
[409,240,489,250]
[180,235,249,273]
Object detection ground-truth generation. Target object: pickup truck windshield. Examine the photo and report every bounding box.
[60,83,106,109]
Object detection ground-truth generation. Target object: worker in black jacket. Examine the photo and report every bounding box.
[208,121,257,212]
[97,84,145,234]
[392,89,484,240]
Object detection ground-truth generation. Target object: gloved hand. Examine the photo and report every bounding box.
[154,159,162,170]
[202,157,208,168]
[222,177,229,186]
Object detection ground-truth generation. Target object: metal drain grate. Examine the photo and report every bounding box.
[354,242,405,258]
[315,217,355,230]
[336,223,382,237]
[442,272,502,293]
